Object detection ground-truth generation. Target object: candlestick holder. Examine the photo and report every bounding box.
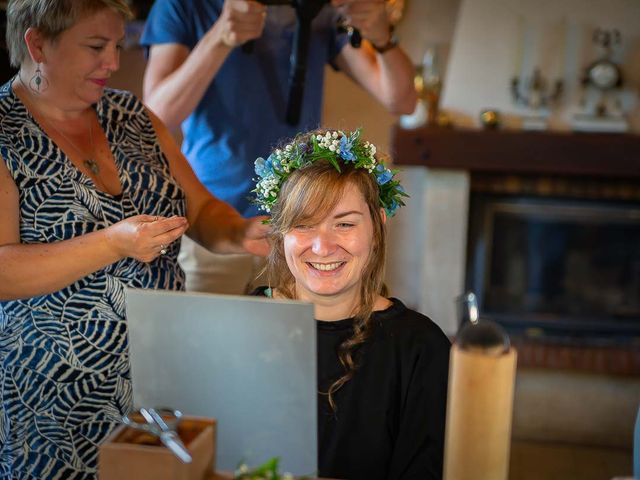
[511,67,563,110]
[511,68,563,130]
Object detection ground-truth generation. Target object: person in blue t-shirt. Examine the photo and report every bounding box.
[140,0,417,295]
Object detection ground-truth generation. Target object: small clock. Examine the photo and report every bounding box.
[583,59,622,91]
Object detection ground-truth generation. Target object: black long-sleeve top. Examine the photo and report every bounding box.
[316,298,450,480]
[254,289,450,480]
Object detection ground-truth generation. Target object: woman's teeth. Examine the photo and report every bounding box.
[309,262,343,271]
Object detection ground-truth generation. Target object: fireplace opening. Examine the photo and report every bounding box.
[466,188,640,345]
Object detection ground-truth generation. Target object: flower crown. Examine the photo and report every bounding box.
[252,129,407,216]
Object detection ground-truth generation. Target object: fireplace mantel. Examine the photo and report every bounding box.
[391,126,640,178]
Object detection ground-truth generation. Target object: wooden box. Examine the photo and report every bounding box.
[98,416,216,480]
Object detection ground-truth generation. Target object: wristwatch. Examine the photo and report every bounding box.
[372,26,399,54]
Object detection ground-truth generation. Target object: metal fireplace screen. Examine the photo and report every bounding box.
[466,194,640,341]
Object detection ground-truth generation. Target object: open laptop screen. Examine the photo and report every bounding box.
[125,288,317,475]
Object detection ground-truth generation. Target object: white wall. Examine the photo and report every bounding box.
[441,0,640,131]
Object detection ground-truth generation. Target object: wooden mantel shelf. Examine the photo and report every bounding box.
[390,126,640,178]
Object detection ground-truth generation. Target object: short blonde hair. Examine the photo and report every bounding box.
[6,0,133,67]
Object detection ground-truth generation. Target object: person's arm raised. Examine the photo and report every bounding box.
[0,159,188,301]
[148,109,271,257]
[143,0,267,131]
[332,0,417,115]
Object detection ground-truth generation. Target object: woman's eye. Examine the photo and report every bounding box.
[88,45,105,51]
[337,222,355,228]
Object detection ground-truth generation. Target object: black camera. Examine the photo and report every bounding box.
[255,0,361,47]
[255,0,327,17]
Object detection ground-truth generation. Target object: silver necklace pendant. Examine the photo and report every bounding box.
[84,158,100,175]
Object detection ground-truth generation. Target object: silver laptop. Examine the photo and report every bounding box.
[125,288,317,475]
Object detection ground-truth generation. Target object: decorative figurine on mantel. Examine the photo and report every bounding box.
[511,67,563,130]
[572,28,629,133]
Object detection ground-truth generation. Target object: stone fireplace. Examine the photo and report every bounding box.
[386,127,640,374]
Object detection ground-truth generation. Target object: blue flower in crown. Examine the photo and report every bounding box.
[270,153,282,171]
[339,135,356,162]
[375,164,393,185]
[254,157,274,178]
[385,199,399,216]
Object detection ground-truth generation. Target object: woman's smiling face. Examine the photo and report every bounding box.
[283,182,375,306]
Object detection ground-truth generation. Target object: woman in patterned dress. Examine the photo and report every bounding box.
[0,1,270,478]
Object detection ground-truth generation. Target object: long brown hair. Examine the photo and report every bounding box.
[266,135,389,411]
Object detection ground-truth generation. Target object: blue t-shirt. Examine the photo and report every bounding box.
[141,0,347,216]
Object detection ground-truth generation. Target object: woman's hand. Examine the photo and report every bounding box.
[145,109,268,256]
[241,216,272,257]
[106,215,189,262]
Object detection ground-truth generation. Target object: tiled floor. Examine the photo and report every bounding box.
[509,440,633,480]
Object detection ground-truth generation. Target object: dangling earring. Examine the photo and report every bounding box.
[29,64,49,93]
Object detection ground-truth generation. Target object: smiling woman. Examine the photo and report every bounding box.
[253,129,451,480]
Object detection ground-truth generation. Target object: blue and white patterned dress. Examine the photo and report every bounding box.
[0,82,186,479]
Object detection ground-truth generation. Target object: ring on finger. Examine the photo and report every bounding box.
[160,244,167,255]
